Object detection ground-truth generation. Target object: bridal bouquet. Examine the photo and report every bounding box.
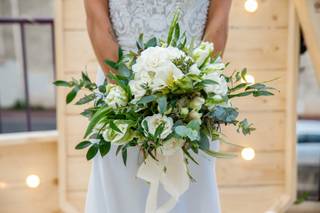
[54,14,276,212]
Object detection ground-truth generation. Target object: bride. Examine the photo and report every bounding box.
[84,0,232,212]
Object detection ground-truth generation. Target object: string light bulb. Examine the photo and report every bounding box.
[0,181,7,189]
[244,0,258,13]
[26,175,40,188]
[241,147,255,161]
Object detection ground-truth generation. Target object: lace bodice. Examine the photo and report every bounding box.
[108,0,210,51]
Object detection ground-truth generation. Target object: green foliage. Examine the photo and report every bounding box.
[84,107,112,138]
[86,144,99,160]
[99,140,111,157]
[237,119,256,135]
[210,106,239,124]
[157,96,167,114]
[75,141,92,150]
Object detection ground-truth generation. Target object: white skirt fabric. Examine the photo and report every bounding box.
[85,69,221,213]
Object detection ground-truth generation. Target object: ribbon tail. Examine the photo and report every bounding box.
[145,181,159,213]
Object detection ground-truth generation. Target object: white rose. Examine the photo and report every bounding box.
[166,46,186,60]
[132,47,184,92]
[102,121,133,144]
[136,47,169,73]
[129,79,147,100]
[105,84,128,108]
[189,64,201,75]
[142,114,173,139]
[189,96,205,111]
[160,137,185,156]
[151,61,184,90]
[192,41,214,67]
[203,72,228,96]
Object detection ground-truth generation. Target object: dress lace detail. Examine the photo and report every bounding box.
[108,0,210,51]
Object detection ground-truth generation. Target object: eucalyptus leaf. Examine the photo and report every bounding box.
[210,106,239,123]
[137,95,157,105]
[175,125,200,141]
[157,96,167,114]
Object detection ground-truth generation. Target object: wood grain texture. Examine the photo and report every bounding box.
[0,141,59,213]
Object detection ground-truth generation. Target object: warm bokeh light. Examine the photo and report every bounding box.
[0,181,7,189]
[241,147,256,161]
[25,175,41,188]
[244,0,258,13]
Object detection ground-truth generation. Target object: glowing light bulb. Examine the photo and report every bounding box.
[0,182,7,189]
[26,175,40,188]
[241,147,255,161]
[244,0,258,13]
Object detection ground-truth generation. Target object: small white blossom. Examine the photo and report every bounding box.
[188,111,203,121]
[142,114,173,139]
[203,72,228,96]
[105,84,128,108]
[189,64,201,75]
[192,41,214,67]
[189,96,205,111]
[102,121,132,144]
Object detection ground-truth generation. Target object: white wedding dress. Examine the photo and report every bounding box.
[85,0,221,212]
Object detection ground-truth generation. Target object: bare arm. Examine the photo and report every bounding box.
[203,0,232,56]
[84,0,119,75]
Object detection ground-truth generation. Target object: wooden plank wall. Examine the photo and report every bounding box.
[0,138,59,213]
[55,0,298,212]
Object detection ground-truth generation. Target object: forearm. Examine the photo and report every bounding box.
[84,0,119,75]
[203,0,232,56]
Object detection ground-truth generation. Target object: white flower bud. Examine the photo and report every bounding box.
[105,84,128,108]
[189,96,205,111]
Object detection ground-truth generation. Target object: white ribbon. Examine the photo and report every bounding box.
[137,148,190,213]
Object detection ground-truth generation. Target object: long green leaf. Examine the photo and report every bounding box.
[75,140,92,150]
[202,148,236,159]
[99,141,111,157]
[86,144,98,160]
[75,93,96,105]
[84,107,111,138]
[53,80,71,87]
[66,86,79,104]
